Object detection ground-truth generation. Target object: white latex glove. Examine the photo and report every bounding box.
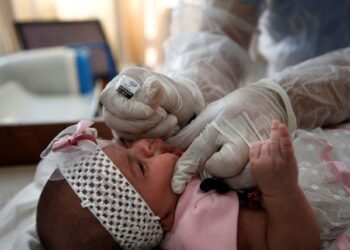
[100,67,205,140]
[169,79,297,193]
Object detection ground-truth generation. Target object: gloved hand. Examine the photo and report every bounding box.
[100,67,205,140]
[168,79,297,194]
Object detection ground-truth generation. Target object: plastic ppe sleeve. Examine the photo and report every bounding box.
[272,46,350,129]
[163,1,258,105]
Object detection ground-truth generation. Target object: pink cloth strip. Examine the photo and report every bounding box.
[315,134,350,194]
[52,120,97,151]
[327,161,350,194]
[321,143,333,161]
[336,233,350,250]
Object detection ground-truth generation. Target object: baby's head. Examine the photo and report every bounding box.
[36,122,181,249]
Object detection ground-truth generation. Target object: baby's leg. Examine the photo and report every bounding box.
[250,120,299,197]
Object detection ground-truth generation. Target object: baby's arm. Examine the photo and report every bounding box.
[250,120,320,250]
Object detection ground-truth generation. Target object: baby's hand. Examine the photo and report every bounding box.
[250,120,299,197]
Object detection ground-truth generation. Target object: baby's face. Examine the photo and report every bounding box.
[103,138,182,230]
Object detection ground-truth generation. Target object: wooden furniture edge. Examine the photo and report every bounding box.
[0,121,112,166]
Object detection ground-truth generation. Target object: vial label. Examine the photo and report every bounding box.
[116,75,140,99]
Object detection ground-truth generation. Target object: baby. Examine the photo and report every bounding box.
[37,120,320,249]
[36,120,181,249]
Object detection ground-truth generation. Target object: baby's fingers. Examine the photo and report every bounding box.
[261,140,270,157]
[270,120,282,158]
[279,124,295,160]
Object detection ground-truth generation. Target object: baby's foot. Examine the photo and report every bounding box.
[250,120,299,197]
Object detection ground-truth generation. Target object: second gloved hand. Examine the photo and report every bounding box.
[100,67,205,140]
[168,79,297,194]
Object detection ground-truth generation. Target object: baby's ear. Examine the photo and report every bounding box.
[160,210,175,232]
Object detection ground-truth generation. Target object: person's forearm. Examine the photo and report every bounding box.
[263,186,320,250]
[163,2,259,104]
[273,47,350,129]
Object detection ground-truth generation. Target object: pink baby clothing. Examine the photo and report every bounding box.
[161,177,239,250]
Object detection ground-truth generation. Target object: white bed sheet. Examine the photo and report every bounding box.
[0,158,55,250]
[1,123,350,250]
[0,165,36,209]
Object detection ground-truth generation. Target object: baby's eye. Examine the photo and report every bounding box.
[137,161,145,175]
